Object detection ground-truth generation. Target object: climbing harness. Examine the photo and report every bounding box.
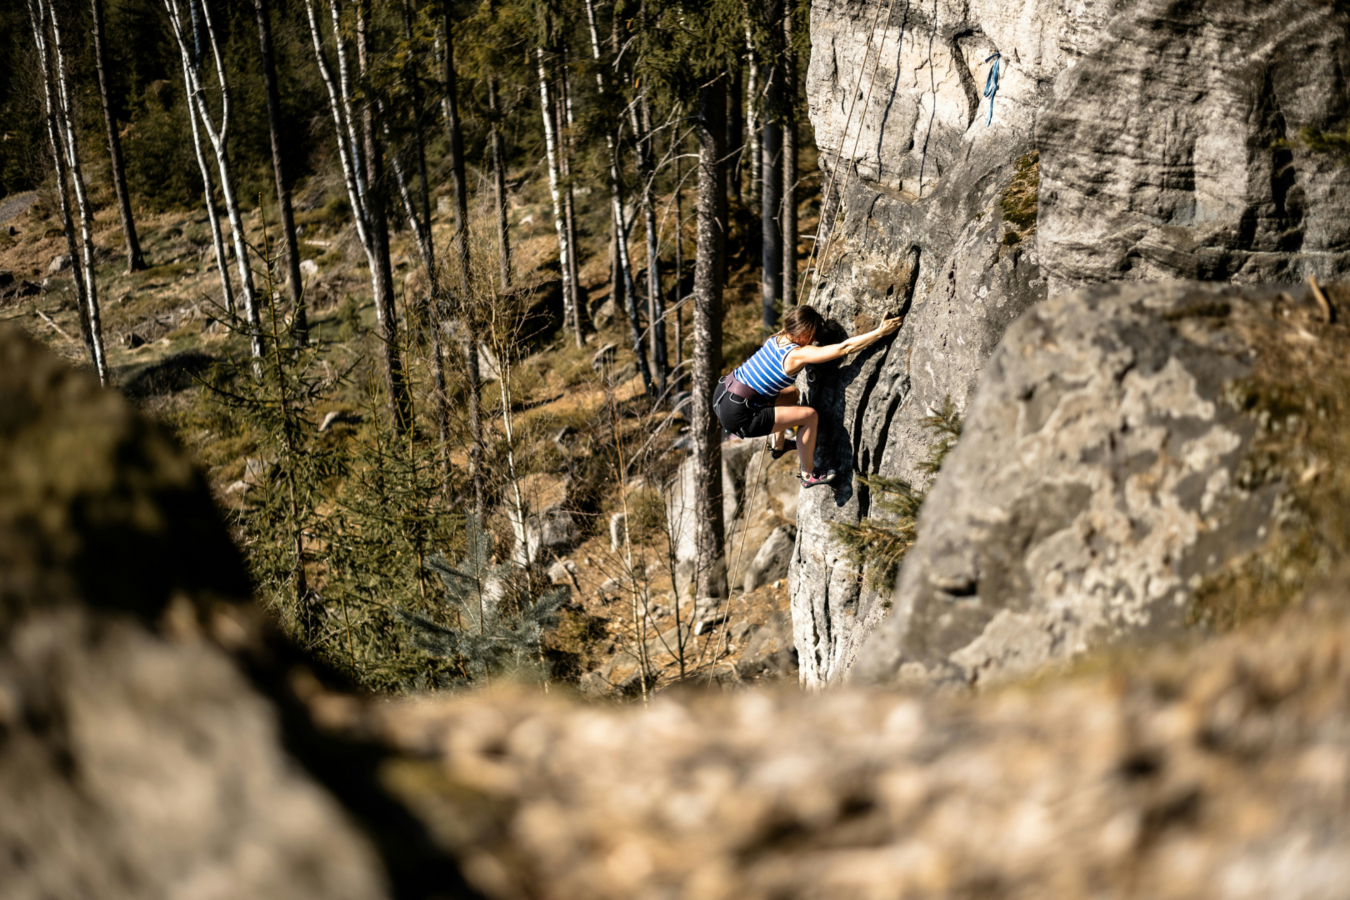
[983,52,1001,126]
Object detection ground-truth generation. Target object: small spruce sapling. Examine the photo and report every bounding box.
[399,514,566,687]
[833,397,963,591]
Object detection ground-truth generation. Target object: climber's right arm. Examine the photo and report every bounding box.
[785,317,903,374]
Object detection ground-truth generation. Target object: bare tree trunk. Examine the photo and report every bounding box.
[253,0,307,343]
[693,75,727,601]
[535,49,580,348]
[27,0,91,358]
[582,0,654,398]
[487,76,512,292]
[165,0,262,360]
[181,52,234,316]
[640,96,667,394]
[782,2,798,311]
[673,135,684,377]
[727,62,743,207]
[745,28,761,209]
[91,0,145,273]
[356,0,412,435]
[440,4,484,514]
[761,48,783,330]
[559,56,584,341]
[48,0,108,385]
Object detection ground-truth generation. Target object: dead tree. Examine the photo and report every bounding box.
[91,0,146,273]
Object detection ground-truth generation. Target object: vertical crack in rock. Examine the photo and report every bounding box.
[948,31,983,129]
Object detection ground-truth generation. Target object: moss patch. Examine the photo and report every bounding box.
[997,151,1040,259]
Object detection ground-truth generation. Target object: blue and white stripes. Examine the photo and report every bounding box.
[734,337,799,397]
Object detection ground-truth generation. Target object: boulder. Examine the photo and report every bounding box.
[743,526,796,594]
[46,254,70,275]
[854,280,1342,688]
[0,326,401,900]
[300,258,320,279]
[510,507,579,566]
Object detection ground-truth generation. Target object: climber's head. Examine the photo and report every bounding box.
[780,306,825,346]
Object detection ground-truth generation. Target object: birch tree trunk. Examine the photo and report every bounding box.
[91,0,145,273]
[535,48,580,347]
[487,76,512,292]
[441,3,484,515]
[558,56,584,341]
[782,2,798,311]
[26,0,92,358]
[693,75,728,601]
[180,47,234,317]
[47,0,109,386]
[253,0,307,344]
[582,0,654,398]
[355,0,412,435]
[745,29,761,209]
[673,137,684,377]
[164,0,262,360]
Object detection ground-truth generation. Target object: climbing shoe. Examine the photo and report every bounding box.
[798,468,836,488]
[770,438,797,460]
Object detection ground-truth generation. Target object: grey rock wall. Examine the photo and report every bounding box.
[854,281,1335,686]
[793,0,1117,687]
[1038,0,1350,293]
[795,0,1350,687]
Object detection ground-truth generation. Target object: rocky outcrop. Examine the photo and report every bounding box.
[1038,0,1350,292]
[854,280,1343,687]
[0,326,467,900]
[794,0,1350,687]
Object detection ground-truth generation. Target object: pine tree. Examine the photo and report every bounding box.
[832,397,963,591]
[399,515,566,686]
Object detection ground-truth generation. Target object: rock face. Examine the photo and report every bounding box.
[855,280,1340,686]
[1038,0,1350,293]
[0,326,411,900]
[794,0,1350,687]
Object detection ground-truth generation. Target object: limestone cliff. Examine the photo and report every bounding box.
[794,0,1350,687]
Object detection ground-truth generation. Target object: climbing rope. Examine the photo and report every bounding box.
[793,0,904,311]
[983,52,1001,126]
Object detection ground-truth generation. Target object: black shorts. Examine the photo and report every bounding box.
[713,378,777,439]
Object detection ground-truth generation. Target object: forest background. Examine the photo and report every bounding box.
[0,0,828,695]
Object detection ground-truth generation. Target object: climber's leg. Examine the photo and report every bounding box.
[769,388,802,451]
[772,404,818,476]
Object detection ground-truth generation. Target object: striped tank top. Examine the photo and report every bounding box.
[733,337,800,397]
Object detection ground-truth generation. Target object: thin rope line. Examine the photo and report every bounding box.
[792,0,899,308]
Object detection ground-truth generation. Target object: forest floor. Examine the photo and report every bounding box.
[0,149,822,697]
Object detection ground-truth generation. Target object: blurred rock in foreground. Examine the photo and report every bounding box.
[4,323,1350,900]
[0,326,404,900]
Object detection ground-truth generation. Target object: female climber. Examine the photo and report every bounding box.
[713,306,903,487]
